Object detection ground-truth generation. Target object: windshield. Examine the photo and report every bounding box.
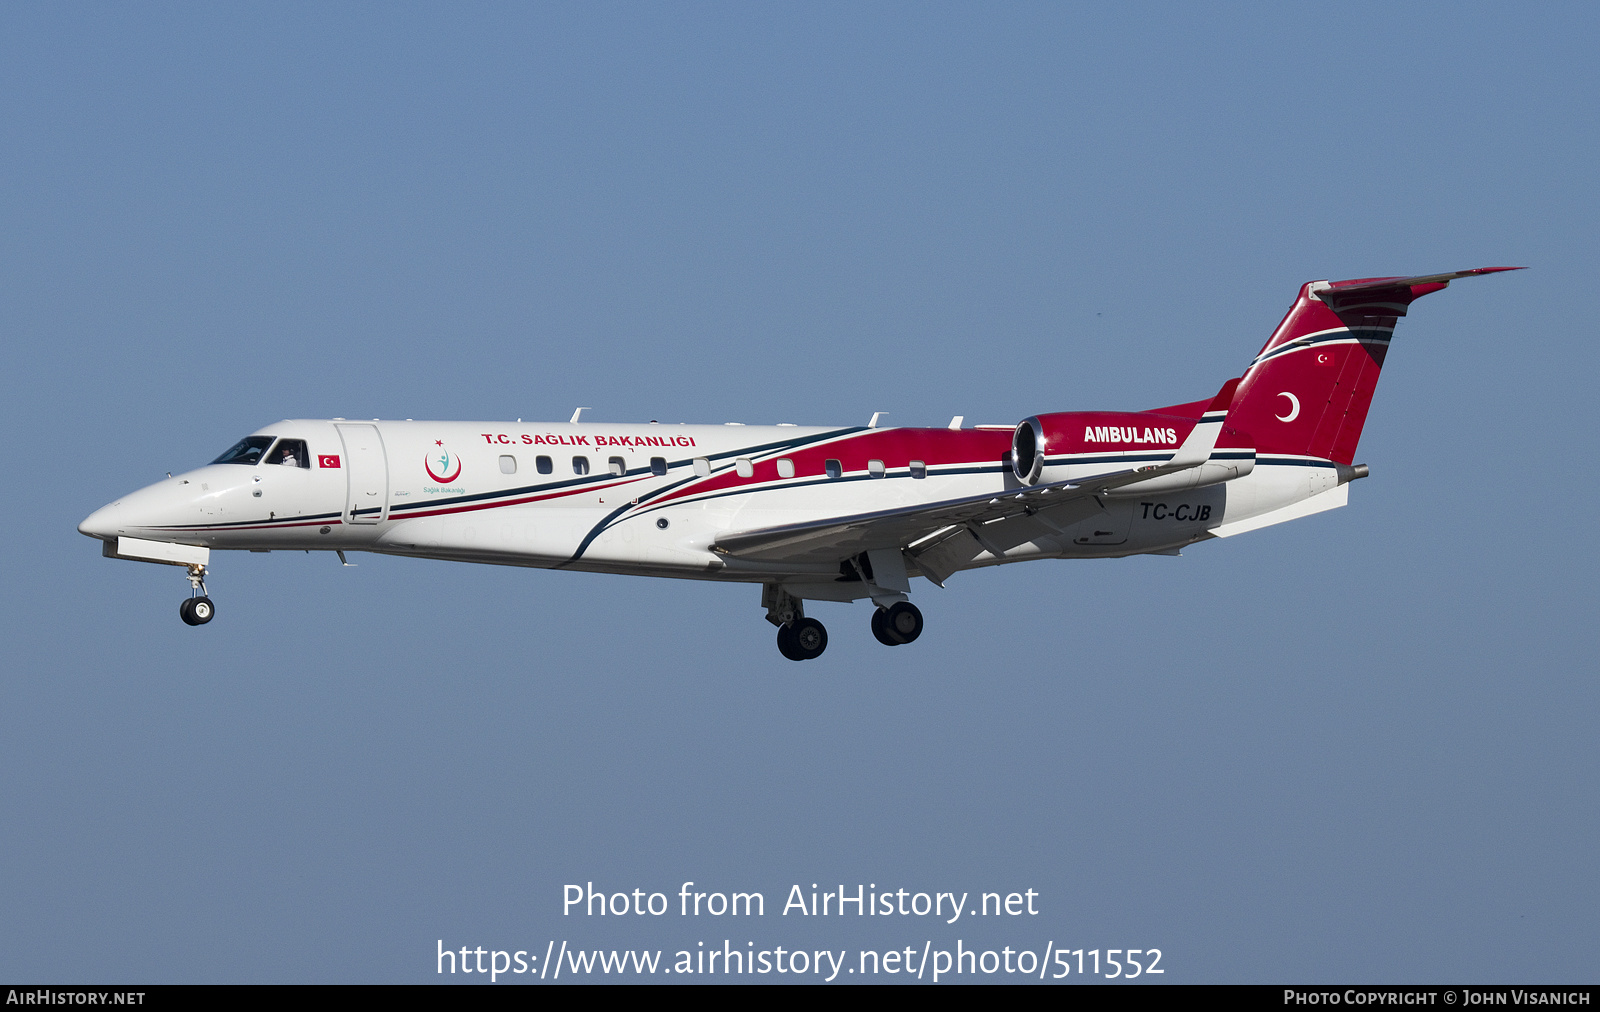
[211,435,275,465]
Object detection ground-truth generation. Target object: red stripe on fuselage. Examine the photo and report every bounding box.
[649,427,1014,505]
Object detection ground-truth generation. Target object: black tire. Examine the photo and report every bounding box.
[790,617,828,660]
[871,607,903,646]
[180,596,215,626]
[884,602,922,644]
[776,624,804,661]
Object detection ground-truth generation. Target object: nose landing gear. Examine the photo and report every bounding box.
[180,596,215,625]
[178,563,214,626]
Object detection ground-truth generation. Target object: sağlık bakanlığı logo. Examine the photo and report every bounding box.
[424,439,463,486]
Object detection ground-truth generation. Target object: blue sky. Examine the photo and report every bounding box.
[2,3,1595,983]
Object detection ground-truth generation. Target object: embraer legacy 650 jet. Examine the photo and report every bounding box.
[81,268,1518,659]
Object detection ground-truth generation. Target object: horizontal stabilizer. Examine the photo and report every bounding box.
[1312,267,1524,314]
[1318,267,1523,294]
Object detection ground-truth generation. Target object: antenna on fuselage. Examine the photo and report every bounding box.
[570,407,589,424]
[868,412,886,428]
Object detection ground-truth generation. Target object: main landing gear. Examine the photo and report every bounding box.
[871,601,923,646]
[763,584,924,659]
[178,563,214,626]
[776,618,828,661]
[764,585,827,661]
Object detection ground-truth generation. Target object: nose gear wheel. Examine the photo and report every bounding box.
[179,596,215,625]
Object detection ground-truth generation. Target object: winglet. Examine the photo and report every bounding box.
[1168,378,1239,468]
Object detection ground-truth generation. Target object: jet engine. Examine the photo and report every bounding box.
[1012,416,1046,484]
[1013,411,1257,492]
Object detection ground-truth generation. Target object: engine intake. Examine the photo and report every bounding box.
[1012,417,1045,485]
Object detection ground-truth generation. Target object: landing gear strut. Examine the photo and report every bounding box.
[871,601,922,645]
[178,563,214,626]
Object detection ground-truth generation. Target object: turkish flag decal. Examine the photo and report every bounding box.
[318,454,341,468]
[1315,350,1336,367]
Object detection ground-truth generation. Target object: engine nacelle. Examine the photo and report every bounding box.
[1012,416,1047,484]
[1013,411,1255,491]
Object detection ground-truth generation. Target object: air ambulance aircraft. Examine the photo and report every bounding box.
[80,268,1517,659]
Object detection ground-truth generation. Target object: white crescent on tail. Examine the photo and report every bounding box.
[1275,391,1300,422]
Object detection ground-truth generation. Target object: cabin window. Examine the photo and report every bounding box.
[266,439,310,469]
[608,456,626,477]
[825,458,843,479]
[776,457,795,479]
[211,435,274,466]
[499,455,517,475]
[536,455,553,474]
[693,457,711,477]
[650,457,668,476]
[909,460,927,479]
[572,456,590,475]
[868,459,886,478]
[735,458,754,478]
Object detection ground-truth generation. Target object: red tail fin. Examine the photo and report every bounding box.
[1227,268,1521,465]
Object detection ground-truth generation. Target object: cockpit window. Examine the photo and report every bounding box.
[266,438,310,468]
[211,436,275,465]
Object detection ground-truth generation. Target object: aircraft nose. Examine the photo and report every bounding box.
[80,474,224,540]
[79,501,128,540]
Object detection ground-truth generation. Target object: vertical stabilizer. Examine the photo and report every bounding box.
[1227,268,1520,464]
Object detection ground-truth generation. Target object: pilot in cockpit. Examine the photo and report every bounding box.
[276,443,301,467]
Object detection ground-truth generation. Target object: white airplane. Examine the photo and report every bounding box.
[81,268,1518,659]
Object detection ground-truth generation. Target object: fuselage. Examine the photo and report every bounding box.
[78,414,1347,589]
